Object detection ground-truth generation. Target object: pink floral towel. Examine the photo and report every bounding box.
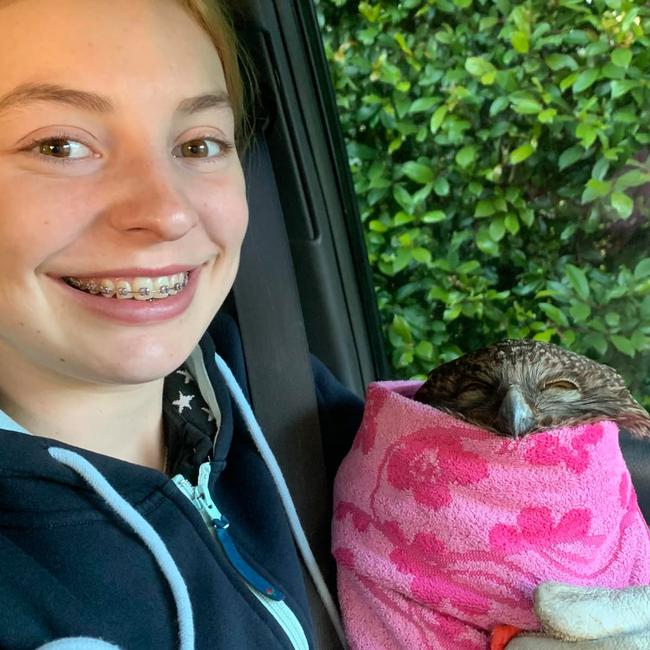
[332,381,650,650]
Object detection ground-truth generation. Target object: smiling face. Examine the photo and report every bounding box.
[0,0,248,386]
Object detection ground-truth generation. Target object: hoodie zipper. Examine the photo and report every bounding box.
[172,463,309,650]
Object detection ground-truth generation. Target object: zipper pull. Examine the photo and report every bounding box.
[193,463,285,602]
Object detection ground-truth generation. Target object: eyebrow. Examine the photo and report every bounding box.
[0,82,231,116]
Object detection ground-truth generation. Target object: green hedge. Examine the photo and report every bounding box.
[317,0,650,406]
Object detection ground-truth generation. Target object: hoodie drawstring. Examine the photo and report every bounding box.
[47,447,195,650]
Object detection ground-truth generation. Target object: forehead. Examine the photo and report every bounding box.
[0,0,227,103]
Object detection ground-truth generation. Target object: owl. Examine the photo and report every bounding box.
[412,339,650,439]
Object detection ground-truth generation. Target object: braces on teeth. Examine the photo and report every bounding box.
[64,272,189,301]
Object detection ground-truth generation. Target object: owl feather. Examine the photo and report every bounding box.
[412,339,650,439]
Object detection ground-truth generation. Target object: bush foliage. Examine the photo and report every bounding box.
[317,0,650,405]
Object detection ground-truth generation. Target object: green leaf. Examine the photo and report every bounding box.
[455,145,477,168]
[509,143,534,164]
[576,123,598,148]
[581,179,611,204]
[611,80,637,98]
[569,302,591,323]
[611,335,635,357]
[614,170,650,192]
[538,108,557,123]
[510,94,543,115]
[457,260,480,274]
[560,72,578,92]
[443,304,462,322]
[584,332,608,356]
[572,68,600,93]
[610,191,634,219]
[539,302,569,327]
[412,247,432,264]
[558,146,583,170]
[410,97,438,113]
[489,96,509,117]
[634,259,650,281]
[511,30,529,53]
[489,217,506,241]
[393,211,413,226]
[602,62,626,80]
[565,264,590,300]
[465,56,496,78]
[545,53,578,71]
[519,207,534,227]
[533,330,556,343]
[433,177,450,196]
[392,248,411,273]
[611,48,633,69]
[393,185,413,211]
[422,210,446,223]
[631,332,650,352]
[368,219,388,233]
[591,157,610,181]
[415,340,434,361]
[504,212,520,235]
[476,226,500,256]
[402,161,434,184]
[474,199,495,217]
[430,106,448,133]
[390,314,413,344]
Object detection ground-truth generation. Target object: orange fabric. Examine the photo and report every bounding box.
[490,625,522,650]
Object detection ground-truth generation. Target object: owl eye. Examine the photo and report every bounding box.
[543,379,580,391]
[459,381,489,394]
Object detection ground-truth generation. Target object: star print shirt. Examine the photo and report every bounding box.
[163,365,219,483]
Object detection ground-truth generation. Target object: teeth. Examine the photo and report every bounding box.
[99,279,115,298]
[153,276,170,299]
[66,272,189,300]
[168,273,181,296]
[132,277,154,301]
[115,279,132,300]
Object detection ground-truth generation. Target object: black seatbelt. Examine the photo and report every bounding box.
[233,136,343,649]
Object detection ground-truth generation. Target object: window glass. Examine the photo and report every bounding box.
[316,0,650,408]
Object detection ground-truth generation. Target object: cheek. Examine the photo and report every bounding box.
[0,174,96,271]
[198,175,249,249]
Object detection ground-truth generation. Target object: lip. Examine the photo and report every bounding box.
[59,264,198,279]
[52,264,204,325]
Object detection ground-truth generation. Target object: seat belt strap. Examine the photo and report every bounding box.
[233,137,344,649]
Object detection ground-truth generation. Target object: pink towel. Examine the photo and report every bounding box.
[332,381,650,650]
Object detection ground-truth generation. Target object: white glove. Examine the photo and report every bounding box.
[506,582,650,649]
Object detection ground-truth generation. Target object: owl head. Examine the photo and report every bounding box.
[412,339,650,439]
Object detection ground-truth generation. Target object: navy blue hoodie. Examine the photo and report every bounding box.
[0,316,363,649]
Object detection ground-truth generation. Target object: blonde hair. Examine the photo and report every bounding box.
[178,0,253,147]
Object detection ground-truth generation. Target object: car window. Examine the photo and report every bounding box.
[315,0,649,409]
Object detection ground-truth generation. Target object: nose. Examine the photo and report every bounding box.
[106,164,198,242]
[497,385,537,438]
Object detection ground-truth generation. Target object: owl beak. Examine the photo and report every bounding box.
[497,385,536,438]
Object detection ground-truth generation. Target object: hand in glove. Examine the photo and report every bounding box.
[506,582,650,649]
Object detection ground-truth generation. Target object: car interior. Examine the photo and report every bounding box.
[211,2,650,649]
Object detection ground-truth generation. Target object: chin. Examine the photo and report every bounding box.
[101,342,196,385]
[68,315,210,386]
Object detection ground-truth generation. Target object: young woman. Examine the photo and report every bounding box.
[0,1,647,649]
